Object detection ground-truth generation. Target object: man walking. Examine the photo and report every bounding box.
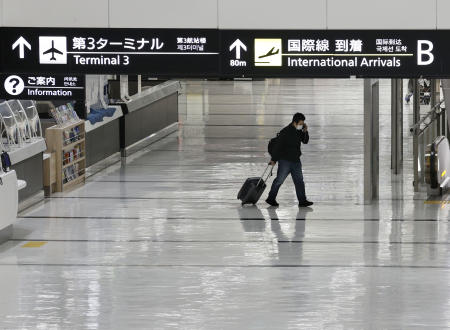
[266,113,313,207]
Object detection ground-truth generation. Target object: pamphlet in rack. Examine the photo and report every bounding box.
[49,102,80,127]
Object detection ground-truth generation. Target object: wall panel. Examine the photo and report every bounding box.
[109,0,217,28]
[219,0,327,29]
[0,0,3,27]
[437,0,450,29]
[0,1,445,34]
[2,0,109,27]
[328,0,436,29]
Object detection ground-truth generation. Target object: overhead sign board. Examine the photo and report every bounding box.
[0,74,85,100]
[221,30,450,77]
[0,27,219,76]
[1,28,450,77]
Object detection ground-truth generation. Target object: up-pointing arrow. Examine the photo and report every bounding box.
[229,39,247,60]
[12,36,32,59]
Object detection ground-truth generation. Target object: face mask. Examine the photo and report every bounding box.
[296,124,303,131]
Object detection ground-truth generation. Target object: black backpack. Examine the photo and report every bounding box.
[1,151,12,172]
[268,133,280,157]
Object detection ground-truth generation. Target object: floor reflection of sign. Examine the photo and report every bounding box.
[39,37,67,64]
[3,75,25,96]
[254,39,282,67]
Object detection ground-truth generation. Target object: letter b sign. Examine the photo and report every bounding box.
[417,40,434,65]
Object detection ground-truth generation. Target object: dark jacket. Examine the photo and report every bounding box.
[271,124,309,162]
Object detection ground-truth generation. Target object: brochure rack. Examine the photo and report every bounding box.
[45,120,86,192]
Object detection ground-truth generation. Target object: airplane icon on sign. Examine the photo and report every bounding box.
[254,39,282,66]
[258,47,280,59]
[43,40,63,61]
[39,36,67,64]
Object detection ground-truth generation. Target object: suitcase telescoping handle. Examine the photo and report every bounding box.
[257,164,274,186]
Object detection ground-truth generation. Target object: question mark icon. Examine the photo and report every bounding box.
[4,75,24,96]
[10,78,20,94]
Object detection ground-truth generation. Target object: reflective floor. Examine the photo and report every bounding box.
[1,79,449,329]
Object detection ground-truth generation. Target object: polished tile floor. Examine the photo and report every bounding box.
[1,79,449,329]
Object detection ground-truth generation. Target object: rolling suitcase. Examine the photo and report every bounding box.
[237,164,274,206]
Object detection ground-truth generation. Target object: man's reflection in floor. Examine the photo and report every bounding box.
[237,205,314,263]
[268,207,313,264]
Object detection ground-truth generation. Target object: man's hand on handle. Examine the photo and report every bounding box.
[269,160,276,166]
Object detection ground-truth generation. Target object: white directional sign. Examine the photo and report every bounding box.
[39,37,67,64]
[229,39,247,59]
[12,36,31,59]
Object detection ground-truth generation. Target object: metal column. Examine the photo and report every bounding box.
[119,75,129,100]
[391,79,403,174]
[137,75,142,94]
[364,79,380,202]
[430,79,440,135]
[413,79,421,192]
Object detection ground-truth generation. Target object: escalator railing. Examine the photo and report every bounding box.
[410,85,449,194]
[425,136,450,192]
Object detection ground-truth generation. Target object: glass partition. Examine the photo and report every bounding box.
[0,101,20,147]
[6,100,30,144]
[19,100,42,139]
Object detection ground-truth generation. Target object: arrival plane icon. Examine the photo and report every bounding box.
[258,47,280,59]
[254,39,282,67]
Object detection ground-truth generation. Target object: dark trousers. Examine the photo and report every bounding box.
[268,159,307,202]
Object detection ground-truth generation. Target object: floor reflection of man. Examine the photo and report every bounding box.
[267,207,313,265]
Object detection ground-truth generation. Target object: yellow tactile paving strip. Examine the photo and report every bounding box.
[21,242,48,248]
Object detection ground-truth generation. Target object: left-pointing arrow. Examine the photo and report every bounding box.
[12,36,32,59]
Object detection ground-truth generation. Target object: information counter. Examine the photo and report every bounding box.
[9,138,46,205]
[0,170,26,243]
[118,80,181,156]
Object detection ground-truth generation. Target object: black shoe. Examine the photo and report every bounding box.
[266,199,279,207]
[298,200,314,207]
